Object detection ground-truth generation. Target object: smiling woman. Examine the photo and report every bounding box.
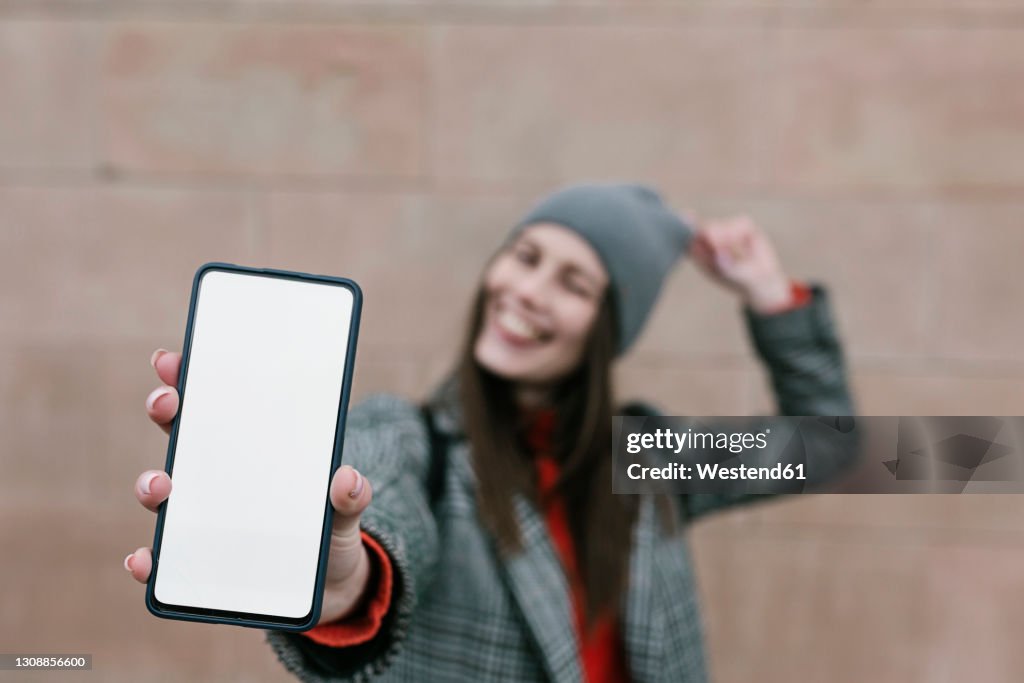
[127,183,853,683]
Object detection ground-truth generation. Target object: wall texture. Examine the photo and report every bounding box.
[1,2,1023,681]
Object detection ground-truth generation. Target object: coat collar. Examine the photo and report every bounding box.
[424,373,466,440]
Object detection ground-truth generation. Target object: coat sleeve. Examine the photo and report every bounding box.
[685,284,857,520]
[742,284,854,418]
[264,393,439,683]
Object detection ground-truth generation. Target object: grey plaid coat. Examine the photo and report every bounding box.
[265,286,853,683]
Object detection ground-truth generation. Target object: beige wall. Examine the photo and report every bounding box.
[1,3,1023,681]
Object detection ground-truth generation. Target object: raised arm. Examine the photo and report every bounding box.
[689,213,853,416]
[679,215,855,519]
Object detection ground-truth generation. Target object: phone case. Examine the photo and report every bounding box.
[145,262,363,632]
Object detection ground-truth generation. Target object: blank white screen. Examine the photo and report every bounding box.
[154,270,354,619]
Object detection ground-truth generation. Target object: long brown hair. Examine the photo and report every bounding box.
[455,272,640,626]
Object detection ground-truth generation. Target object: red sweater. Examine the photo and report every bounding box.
[529,408,631,683]
[303,282,813,673]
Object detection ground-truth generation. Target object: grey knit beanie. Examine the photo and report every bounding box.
[508,183,693,355]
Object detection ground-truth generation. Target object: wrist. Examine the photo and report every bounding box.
[318,545,371,625]
[743,274,793,315]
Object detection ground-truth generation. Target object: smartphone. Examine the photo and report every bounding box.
[145,262,362,631]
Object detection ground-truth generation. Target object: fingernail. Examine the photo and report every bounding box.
[146,386,173,411]
[150,348,169,369]
[139,471,160,495]
[124,553,134,572]
[348,469,364,499]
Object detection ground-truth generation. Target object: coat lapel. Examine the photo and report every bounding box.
[622,495,666,683]
[502,494,584,683]
[429,379,582,682]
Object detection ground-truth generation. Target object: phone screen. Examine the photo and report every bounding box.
[151,267,358,625]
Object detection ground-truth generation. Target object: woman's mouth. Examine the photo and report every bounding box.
[493,308,551,347]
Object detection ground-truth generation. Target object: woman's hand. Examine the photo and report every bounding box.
[689,214,794,315]
[125,349,375,625]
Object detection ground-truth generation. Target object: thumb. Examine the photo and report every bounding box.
[329,465,373,538]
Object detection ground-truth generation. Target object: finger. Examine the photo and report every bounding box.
[728,237,747,260]
[146,385,180,435]
[124,546,152,584]
[699,223,731,257]
[135,470,172,513]
[727,216,762,259]
[740,230,755,256]
[725,215,758,240]
[706,219,749,260]
[714,250,736,272]
[329,466,373,536]
[150,349,182,388]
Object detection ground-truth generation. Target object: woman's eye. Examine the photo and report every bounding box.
[565,279,591,298]
[514,249,537,265]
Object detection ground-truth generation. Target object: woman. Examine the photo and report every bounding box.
[125,184,853,682]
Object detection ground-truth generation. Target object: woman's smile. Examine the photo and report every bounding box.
[489,302,553,348]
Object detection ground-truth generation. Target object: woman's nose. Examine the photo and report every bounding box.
[509,270,549,309]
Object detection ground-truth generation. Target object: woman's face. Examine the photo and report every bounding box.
[474,223,610,388]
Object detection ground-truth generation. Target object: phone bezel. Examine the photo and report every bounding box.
[144,261,363,632]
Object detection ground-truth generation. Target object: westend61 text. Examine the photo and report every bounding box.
[627,462,806,481]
